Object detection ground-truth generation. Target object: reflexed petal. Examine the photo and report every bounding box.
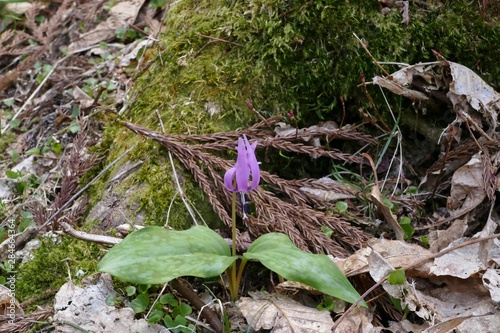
[245,139,261,190]
[224,167,238,192]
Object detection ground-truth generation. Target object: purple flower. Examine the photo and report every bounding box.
[224,135,261,193]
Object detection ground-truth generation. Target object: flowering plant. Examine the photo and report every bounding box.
[97,135,365,305]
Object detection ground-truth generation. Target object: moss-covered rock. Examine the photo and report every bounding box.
[16,235,101,305]
[87,0,499,231]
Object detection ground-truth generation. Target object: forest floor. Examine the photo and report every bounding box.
[1,1,500,332]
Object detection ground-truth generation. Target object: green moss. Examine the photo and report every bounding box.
[138,0,498,123]
[16,236,101,303]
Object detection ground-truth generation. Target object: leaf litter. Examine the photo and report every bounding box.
[0,1,500,333]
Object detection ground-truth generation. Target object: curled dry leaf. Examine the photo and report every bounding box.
[447,153,486,212]
[373,60,500,132]
[428,218,467,253]
[118,39,155,67]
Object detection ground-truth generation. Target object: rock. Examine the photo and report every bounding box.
[53,273,169,333]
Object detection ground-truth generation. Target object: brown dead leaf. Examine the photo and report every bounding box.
[429,218,467,253]
[336,238,433,277]
[430,239,487,279]
[333,307,380,333]
[72,86,94,109]
[299,177,357,201]
[430,210,499,279]
[238,291,334,333]
[423,315,475,333]
[368,249,434,320]
[388,319,430,332]
[118,39,155,67]
[372,75,429,101]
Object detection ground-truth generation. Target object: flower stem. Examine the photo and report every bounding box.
[228,191,238,301]
[235,257,248,291]
[231,191,237,257]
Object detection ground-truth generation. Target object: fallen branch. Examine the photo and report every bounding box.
[170,279,224,333]
[58,222,120,245]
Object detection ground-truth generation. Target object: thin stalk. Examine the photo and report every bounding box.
[229,191,238,301]
[235,257,248,291]
[231,191,237,257]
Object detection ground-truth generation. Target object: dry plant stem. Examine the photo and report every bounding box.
[460,111,493,142]
[332,233,500,331]
[156,109,202,226]
[170,279,223,333]
[360,73,391,132]
[245,99,273,129]
[353,33,391,77]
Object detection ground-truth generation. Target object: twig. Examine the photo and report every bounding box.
[193,34,243,58]
[58,222,121,245]
[245,100,272,130]
[359,72,391,132]
[170,279,223,333]
[353,33,391,77]
[332,233,500,331]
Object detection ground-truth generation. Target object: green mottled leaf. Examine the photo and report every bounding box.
[97,226,236,284]
[8,119,20,128]
[244,233,366,307]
